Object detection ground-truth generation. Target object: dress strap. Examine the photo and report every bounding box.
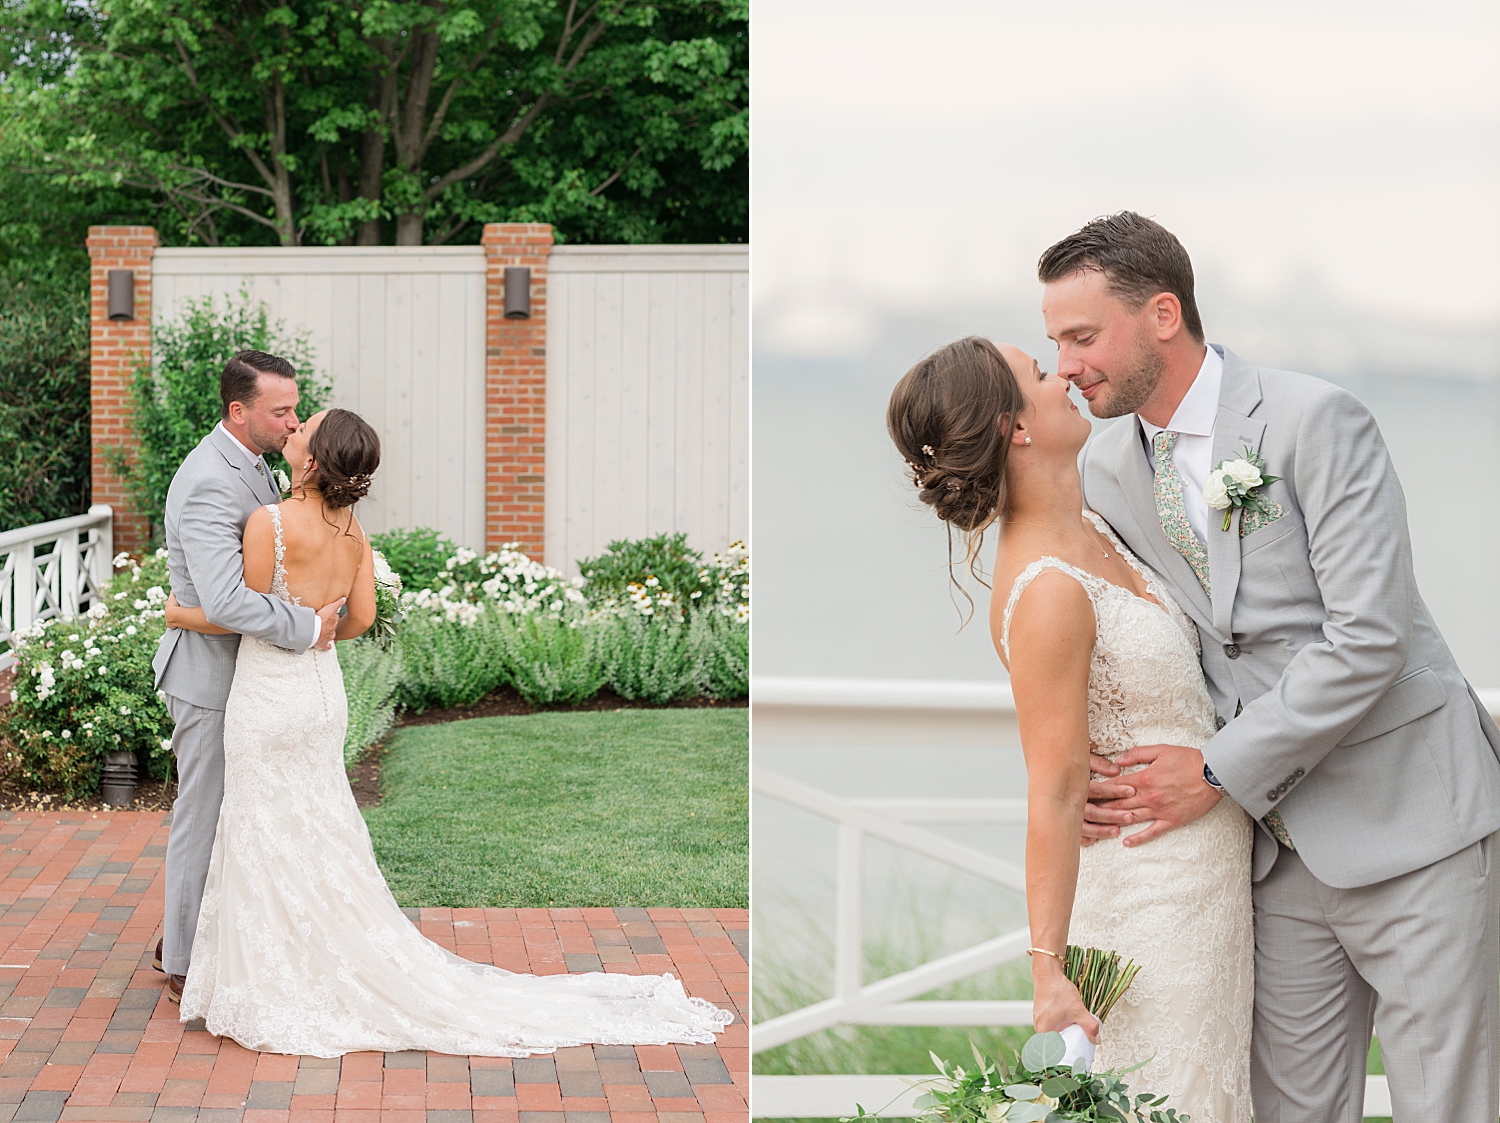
[1001,557,1099,661]
[264,504,294,604]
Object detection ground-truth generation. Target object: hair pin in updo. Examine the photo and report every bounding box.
[922,445,936,458]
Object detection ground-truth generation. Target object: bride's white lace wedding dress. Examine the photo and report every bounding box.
[180,505,733,1057]
[1001,513,1252,1123]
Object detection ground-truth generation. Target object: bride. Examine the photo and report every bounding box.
[887,338,1251,1122]
[163,407,732,1057]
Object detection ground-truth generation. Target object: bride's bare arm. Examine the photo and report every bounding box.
[164,593,234,634]
[1006,571,1102,1042]
[335,528,377,641]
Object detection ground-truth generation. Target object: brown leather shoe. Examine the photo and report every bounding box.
[153,938,164,973]
[166,974,185,1004]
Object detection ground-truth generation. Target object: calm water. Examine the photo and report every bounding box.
[751,332,1500,992]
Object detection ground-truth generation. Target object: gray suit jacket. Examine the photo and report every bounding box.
[152,427,317,710]
[1081,346,1500,888]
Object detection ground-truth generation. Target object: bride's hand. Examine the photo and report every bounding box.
[164,592,184,629]
[1031,957,1101,1043]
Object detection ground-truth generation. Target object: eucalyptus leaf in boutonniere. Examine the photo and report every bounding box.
[273,468,291,499]
[1204,446,1281,532]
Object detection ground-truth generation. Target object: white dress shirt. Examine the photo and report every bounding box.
[1138,344,1224,544]
[215,421,270,479]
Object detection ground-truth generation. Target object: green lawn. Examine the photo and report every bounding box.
[362,707,747,908]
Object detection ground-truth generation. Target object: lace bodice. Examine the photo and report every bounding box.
[1001,513,1253,1121]
[1001,513,1216,758]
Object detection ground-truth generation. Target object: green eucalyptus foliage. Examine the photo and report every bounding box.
[0,261,92,531]
[1,0,746,248]
[109,291,330,538]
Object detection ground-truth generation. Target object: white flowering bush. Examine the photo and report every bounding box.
[0,551,175,797]
[370,529,749,709]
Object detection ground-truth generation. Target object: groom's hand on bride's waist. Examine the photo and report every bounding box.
[314,599,345,650]
[1080,744,1222,848]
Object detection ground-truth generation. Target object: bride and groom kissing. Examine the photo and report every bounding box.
[888,213,1500,1122]
[148,350,732,1056]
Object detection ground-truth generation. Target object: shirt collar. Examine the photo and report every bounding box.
[1138,344,1224,439]
[215,421,266,469]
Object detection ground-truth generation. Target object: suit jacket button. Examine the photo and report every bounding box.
[1293,768,1305,778]
[1267,790,1278,801]
[1215,716,1227,730]
[1225,643,1241,659]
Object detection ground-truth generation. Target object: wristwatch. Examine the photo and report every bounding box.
[1203,762,1224,790]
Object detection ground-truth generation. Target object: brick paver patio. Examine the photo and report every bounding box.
[0,811,748,1123]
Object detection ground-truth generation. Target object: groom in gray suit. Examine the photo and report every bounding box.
[151,351,341,1000]
[1046,214,1500,1121]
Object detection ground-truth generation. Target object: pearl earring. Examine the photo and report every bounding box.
[1024,436,1032,446]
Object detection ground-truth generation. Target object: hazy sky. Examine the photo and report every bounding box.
[754,0,1500,357]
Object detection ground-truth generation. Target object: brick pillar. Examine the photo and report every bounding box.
[87,226,157,557]
[481,223,552,559]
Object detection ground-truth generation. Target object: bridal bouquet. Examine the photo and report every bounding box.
[368,549,404,651]
[845,1031,1187,1123]
[843,947,1185,1123]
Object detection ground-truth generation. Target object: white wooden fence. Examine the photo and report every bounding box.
[545,246,748,570]
[153,247,489,549]
[151,244,749,573]
[0,506,115,669]
[750,677,1500,1119]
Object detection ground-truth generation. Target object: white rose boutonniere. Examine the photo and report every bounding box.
[1205,446,1282,532]
[273,468,291,498]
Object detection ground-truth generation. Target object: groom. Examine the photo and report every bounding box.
[151,351,342,1001]
[1045,213,1500,1121]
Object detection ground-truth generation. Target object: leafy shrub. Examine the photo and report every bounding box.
[395,613,511,712]
[591,613,699,704]
[0,262,91,530]
[689,611,749,699]
[340,636,402,766]
[368,527,459,597]
[586,538,749,622]
[111,289,330,537]
[578,531,705,602]
[495,615,605,706]
[0,552,174,798]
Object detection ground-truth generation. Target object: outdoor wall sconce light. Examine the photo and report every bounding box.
[504,267,531,319]
[107,270,136,320]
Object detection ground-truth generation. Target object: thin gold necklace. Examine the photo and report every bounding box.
[1008,520,1111,560]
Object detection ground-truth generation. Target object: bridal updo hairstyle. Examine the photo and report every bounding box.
[306,408,381,510]
[887,336,1026,609]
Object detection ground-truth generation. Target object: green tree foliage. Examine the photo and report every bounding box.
[0,260,92,531]
[1,0,747,248]
[110,290,329,536]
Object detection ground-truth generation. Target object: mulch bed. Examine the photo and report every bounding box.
[0,675,745,813]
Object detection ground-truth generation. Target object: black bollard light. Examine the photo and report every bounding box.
[101,750,138,807]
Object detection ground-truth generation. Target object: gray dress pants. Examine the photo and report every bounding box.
[1251,834,1500,1122]
[162,694,226,977]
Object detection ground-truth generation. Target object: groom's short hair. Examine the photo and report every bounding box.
[220,350,297,419]
[1038,212,1205,343]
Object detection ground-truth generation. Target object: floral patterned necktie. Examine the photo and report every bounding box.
[1152,431,1295,849]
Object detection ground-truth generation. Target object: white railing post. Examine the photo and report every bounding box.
[88,504,114,599]
[834,824,862,1000]
[59,530,80,618]
[12,543,34,633]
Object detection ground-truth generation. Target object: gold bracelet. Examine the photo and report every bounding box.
[1026,946,1064,961]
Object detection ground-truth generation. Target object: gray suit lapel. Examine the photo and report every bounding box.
[1114,419,1216,625]
[1207,352,1267,637]
[208,426,276,506]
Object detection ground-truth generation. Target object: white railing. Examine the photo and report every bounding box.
[0,506,114,669]
[750,676,1500,1119]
